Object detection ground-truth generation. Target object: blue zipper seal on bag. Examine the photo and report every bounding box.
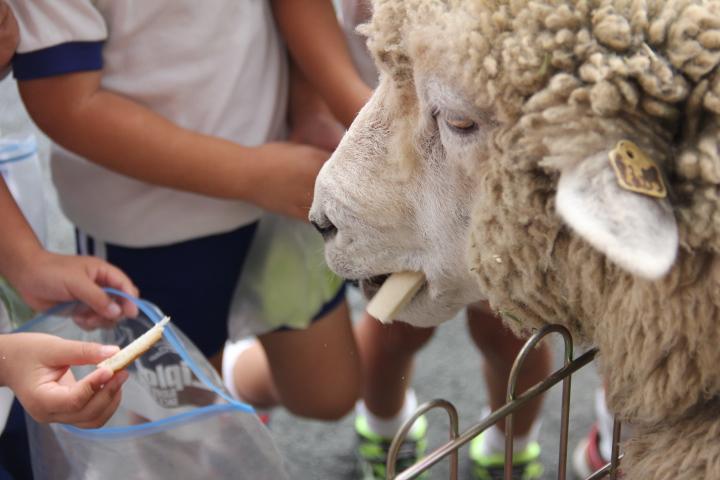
[18,288,257,439]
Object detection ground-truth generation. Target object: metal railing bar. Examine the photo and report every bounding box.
[386,399,460,479]
[609,417,622,479]
[557,338,573,480]
[390,346,599,479]
[584,454,625,480]
[504,324,574,480]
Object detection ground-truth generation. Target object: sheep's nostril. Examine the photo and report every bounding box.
[311,218,337,239]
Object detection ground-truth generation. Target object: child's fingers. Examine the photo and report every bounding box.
[70,388,123,429]
[96,264,140,318]
[84,366,117,392]
[66,274,125,320]
[57,372,127,428]
[72,309,116,331]
[52,367,114,414]
[102,264,139,298]
[42,338,119,368]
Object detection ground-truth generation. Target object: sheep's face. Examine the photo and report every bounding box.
[311,0,687,327]
[310,72,489,327]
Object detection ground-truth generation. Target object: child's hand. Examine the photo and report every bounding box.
[289,110,345,152]
[1,333,129,428]
[10,251,139,326]
[254,142,332,221]
[0,0,18,69]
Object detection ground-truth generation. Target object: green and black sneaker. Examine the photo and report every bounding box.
[469,432,543,480]
[355,414,428,480]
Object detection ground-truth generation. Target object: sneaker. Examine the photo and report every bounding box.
[572,424,610,479]
[469,431,543,480]
[355,414,428,480]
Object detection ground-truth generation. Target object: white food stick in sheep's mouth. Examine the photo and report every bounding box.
[366,272,425,324]
[97,316,170,373]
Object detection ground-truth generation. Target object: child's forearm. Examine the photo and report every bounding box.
[0,178,44,285]
[18,72,271,203]
[19,71,330,221]
[272,0,371,127]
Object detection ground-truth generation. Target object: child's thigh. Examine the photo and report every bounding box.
[259,300,361,417]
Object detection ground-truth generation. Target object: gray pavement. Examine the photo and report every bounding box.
[1,76,601,480]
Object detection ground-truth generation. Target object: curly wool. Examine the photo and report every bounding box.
[365,1,720,477]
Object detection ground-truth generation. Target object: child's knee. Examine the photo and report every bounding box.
[285,385,359,421]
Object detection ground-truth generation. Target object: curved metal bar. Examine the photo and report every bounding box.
[584,454,625,480]
[609,417,622,479]
[504,323,574,480]
[390,347,598,480]
[387,399,460,479]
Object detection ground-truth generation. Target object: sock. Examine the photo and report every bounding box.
[356,389,420,439]
[476,407,542,457]
[221,338,257,401]
[221,338,273,423]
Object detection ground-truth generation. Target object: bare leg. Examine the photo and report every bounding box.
[231,300,362,421]
[226,340,277,409]
[355,311,435,419]
[467,301,551,436]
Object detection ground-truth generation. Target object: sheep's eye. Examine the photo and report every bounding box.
[444,117,477,134]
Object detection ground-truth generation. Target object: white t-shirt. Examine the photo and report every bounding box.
[8,0,288,246]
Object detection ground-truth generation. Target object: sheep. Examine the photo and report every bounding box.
[309,1,720,478]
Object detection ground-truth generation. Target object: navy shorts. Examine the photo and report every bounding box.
[77,223,259,357]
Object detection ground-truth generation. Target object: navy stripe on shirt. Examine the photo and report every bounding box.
[12,41,103,80]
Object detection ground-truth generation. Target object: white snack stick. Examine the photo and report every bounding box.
[98,316,170,373]
[366,272,425,324]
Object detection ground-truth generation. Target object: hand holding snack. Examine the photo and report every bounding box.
[0,332,129,428]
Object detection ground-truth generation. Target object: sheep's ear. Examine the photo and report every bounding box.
[555,143,678,280]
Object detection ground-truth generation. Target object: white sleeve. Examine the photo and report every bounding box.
[7,0,108,80]
[7,0,107,53]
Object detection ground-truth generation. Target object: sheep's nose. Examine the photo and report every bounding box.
[311,216,337,240]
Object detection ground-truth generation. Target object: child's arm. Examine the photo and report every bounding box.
[272,0,372,128]
[17,72,328,221]
[286,61,346,152]
[0,332,128,428]
[0,178,138,320]
[0,0,17,72]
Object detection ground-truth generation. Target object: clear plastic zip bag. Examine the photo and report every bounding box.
[18,290,289,480]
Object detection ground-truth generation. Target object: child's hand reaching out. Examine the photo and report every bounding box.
[7,251,140,329]
[0,333,129,428]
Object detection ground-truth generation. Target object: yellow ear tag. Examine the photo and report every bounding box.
[608,140,667,198]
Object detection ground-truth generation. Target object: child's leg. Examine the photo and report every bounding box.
[354,312,434,422]
[351,312,434,479]
[466,301,550,446]
[230,299,362,421]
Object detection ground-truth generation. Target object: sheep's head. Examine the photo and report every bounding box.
[310,0,720,329]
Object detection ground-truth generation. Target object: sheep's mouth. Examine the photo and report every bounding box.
[356,274,391,298]
[355,273,428,306]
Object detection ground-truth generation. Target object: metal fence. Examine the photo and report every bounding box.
[386,324,623,480]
